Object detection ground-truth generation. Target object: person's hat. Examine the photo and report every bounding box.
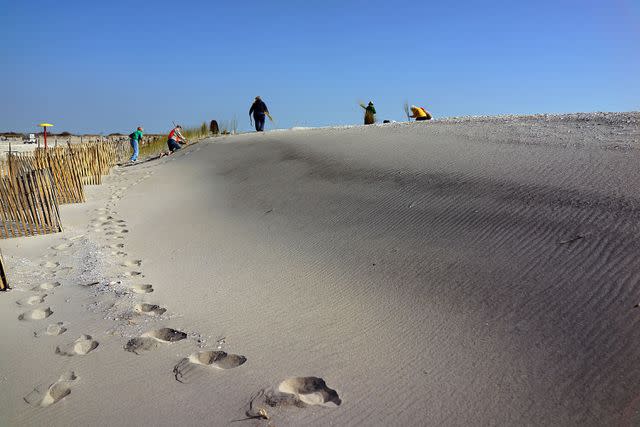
[137,126,143,130]
[255,96,261,100]
[176,124,182,128]
[368,101,373,105]
[410,105,417,109]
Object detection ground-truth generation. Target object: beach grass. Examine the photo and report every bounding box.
[137,122,210,159]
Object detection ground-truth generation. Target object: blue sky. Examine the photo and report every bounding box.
[1,0,639,133]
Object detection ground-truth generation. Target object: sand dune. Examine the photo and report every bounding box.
[0,113,639,426]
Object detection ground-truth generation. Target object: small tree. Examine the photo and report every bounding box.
[210,120,219,135]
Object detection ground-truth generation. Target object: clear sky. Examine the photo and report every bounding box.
[2,0,639,134]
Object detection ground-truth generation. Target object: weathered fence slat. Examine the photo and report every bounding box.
[0,250,9,291]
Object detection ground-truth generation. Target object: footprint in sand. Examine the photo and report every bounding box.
[111,251,128,257]
[173,350,247,383]
[124,337,159,354]
[108,243,125,249]
[189,350,247,369]
[121,259,142,267]
[32,282,61,291]
[245,377,341,419]
[16,294,47,306]
[55,335,99,356]
[143,328,188,342]
[124,328,187,354]
[134,303,166,316]
[39,261,59,269]
[278,377,342,407]
[35,322,67,337]
[123,271,142,278]
[55,266,73,274]
[106,229,129,235]
[52,243,73,251]
[130,284,153,294]
[24,371,77,408]
[18,307,53,321]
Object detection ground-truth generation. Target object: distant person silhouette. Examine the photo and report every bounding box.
[360,101,376,125]
[249,96,271,132]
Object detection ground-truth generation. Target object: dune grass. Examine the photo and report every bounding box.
[137,122,210,159]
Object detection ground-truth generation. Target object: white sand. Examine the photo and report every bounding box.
[1,113,640,426]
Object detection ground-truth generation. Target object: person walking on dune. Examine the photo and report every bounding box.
[249,96,271,132]
[129,126,143,163]
[360,101,376,125]
[409,105,433,121]
[167,124,187,153]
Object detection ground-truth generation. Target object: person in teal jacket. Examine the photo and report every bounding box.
[129,127,143,162]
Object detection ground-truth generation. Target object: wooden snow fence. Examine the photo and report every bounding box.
[0,163,62,239]
[50,142,120,186]
[0,141,125,239]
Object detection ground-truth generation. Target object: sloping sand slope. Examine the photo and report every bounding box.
[1,113,639,426]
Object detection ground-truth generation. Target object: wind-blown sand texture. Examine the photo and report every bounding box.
[0,112,639,426]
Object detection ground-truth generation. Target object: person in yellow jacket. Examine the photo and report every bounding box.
[410,105,432,121]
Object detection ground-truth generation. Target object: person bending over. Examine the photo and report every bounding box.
[167,125,187,152]
[410,105,432,121]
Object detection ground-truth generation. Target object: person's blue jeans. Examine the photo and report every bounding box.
[130,138,139,161]
[254,113,266,132]
[167,139,182,152]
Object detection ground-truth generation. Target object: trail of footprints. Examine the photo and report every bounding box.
[18,176,160,407]
[20,166,341,419]
[16,231,89,406]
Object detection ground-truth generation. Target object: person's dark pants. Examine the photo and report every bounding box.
[254,113,266,132]
[167,138,182,152]
[416,116,431,121]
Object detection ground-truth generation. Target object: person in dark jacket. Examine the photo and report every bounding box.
[249,96,271,132]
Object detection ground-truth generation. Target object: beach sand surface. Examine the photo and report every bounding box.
[1,113,640,426]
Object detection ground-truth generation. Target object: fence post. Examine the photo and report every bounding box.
[0,249,9,291]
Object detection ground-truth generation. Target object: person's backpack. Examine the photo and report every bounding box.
[129,132,135,139]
